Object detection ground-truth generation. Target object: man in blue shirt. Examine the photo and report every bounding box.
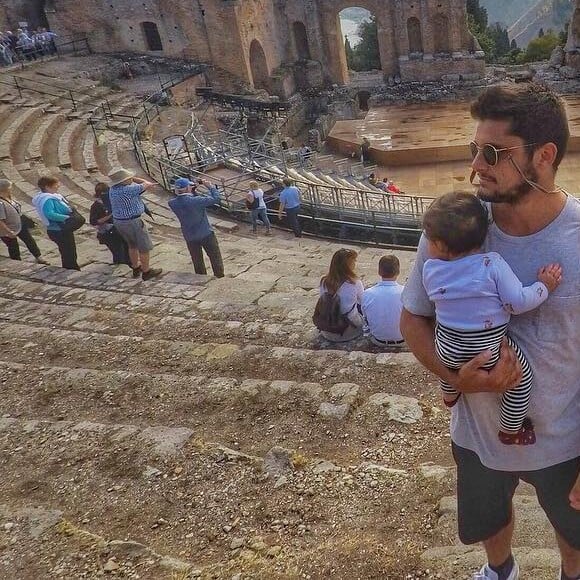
[168,177,224,278]
[278,178,302,238]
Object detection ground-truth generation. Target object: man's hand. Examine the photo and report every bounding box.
[570,472,580,510]
[455,337,522,394]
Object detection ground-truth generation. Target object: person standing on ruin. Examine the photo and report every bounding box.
[278,178,302,238]
[401,84,579,580]
[0,179,49,264]
[108,169,162,281]
[32,176,80,270]
[168,177,224,278]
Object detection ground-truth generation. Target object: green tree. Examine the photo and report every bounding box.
[523,31,560,62]
[345,36,354,69]
[349,16,381,71]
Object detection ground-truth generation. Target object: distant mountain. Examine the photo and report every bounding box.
[480,0,540,27]
[481,0,572,47]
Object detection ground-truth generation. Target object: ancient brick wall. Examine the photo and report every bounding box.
[45,0,211,61]
[14,0,492,91]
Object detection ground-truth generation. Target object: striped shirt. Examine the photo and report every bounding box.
[109,183,145,220]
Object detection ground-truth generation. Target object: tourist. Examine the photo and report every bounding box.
[278,177,302,238]
[247,180,271,236]
[401,84,579,580]
[0,34,14,66]
[316,248,364,342]
[368,173,380,187]
[297,143,312,167]
[360,137,371,164]
[15,29,35,60]
[382,177,401,194]
[0,179,48,264]
[423,191,561,444]
[32,176,80,270]
[361,255,404,348]
[89,182,130,266]
[108,168,162,281]
[168,177,224,278]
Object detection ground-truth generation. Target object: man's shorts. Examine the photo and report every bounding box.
[452,442,580,549]
[113,218,153,252]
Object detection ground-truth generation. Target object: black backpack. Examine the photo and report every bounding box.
[312,292,351,335]
[245,192,259,210]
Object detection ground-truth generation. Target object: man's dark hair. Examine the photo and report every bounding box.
[423,192,488,254]
[283,178,293,187]
[37,175,59,191]
[471,83,569,170]
[379,255,400,278]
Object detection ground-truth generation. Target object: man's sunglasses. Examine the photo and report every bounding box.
[469,141,537,166]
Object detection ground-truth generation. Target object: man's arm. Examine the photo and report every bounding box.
[278,198,285,219]
[131,177,155,191]
[400,309,522,393]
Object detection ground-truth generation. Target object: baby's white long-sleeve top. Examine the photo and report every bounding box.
[422,251,549,330]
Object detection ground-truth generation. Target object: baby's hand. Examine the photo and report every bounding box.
[538,263,562,292]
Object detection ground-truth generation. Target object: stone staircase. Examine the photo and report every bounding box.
[0,57,563,579]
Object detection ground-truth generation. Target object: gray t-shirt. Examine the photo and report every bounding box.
[0,198,22,235]
[402,195,580,471]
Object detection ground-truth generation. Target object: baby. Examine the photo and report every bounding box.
[421,192,562,445]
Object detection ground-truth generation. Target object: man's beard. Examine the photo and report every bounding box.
[475,162,539,205]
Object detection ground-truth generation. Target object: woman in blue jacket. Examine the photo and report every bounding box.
[32,176,80,270]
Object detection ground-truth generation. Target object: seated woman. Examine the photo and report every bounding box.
[382,177,401,194]
[318,248,364,343]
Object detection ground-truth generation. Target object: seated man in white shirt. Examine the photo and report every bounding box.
[362,255,405,347]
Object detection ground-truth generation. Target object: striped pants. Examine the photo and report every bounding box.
[435,323,533,434]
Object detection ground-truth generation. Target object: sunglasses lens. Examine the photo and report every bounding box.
[469,142,478,160]
[483,145,498,166]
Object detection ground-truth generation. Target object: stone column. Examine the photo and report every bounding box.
[377,4,398,76]
[420,0,434,59]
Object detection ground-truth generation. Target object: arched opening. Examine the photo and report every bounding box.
[249,39,270,91]
[356,90,371,111]
[339,7,381,76]
[407,17,423,55]
[433,14,451,54]
[293,21,311,60]
[142,21,163,52]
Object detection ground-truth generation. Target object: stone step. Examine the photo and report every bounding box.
[57,118,86,168]
[0,360,427,462]
[0,321,420,394]
[0,501,198,578]
[0,292,309,348]
[0,106,45,160]
[0,412,435,577]
[26,112,65,161]
[0,258,211,297]
[0,257,321,317]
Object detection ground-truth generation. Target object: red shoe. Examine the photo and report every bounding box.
[498,418,536,445]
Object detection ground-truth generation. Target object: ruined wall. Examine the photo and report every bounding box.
[45,0,211,61]
[17,0,485,93]
[566,0,580,70]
